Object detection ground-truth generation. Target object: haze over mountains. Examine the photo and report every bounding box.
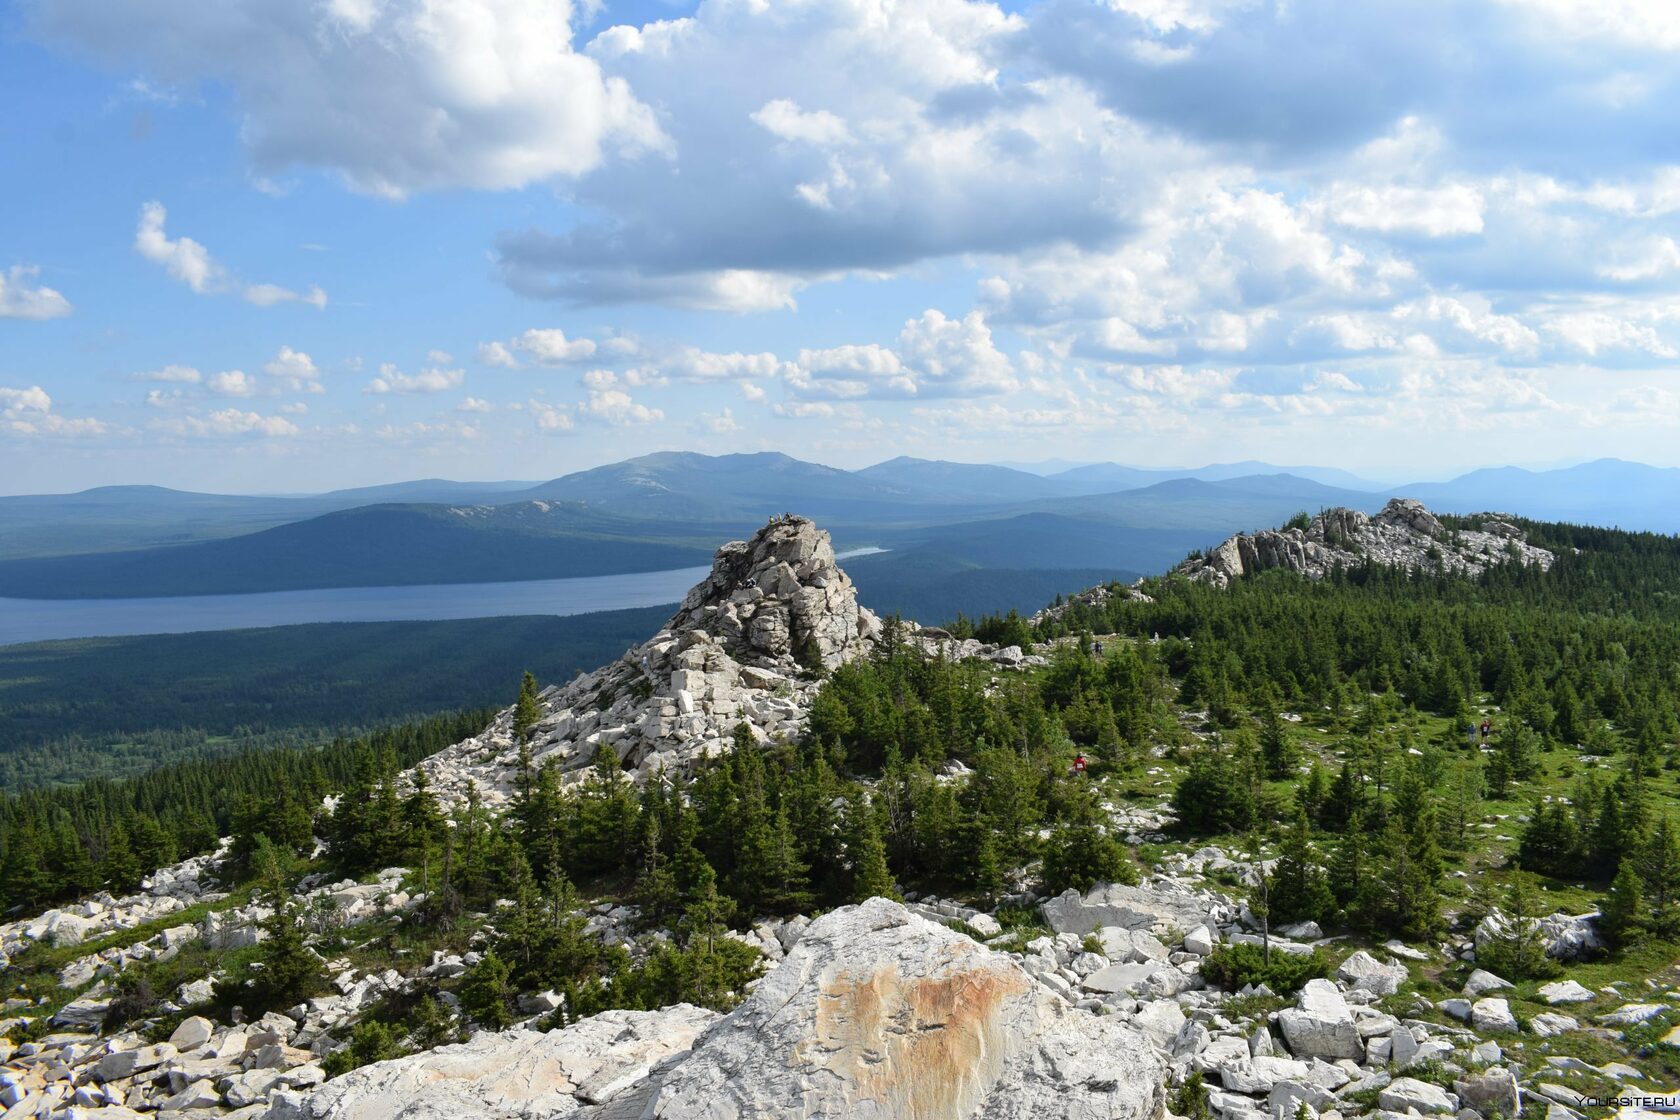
[1,453,1674,619]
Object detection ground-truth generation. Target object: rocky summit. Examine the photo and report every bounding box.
[415,515,883,806]
[265,898,1167,1120]
[1175,498,1554,588]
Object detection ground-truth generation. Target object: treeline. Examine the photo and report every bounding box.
[1034,534,1680,750]
[0,711,491,914]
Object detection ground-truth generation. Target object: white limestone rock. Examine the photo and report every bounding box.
[642,898,1167,1119]
[266,1006,717,1119]
[1471,998,1519,1034]
[1463,969,1512,997]
[1279,981,1363,1061]
[1177,499,1554,589]
[1335,952,1408,996]
[1378,1077,1457,1115]
[1538,980,1595,1005]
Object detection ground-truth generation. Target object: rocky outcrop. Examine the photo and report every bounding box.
[269,899,1166,1120]
[266,1006,717,1120]
[1175,499,1554,588]
[416,516,882,806]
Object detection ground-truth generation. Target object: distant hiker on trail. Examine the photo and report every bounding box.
[1072,753,1088,776]
[1094,640,1104,657]
[1468,723,1478,749]
[1480,719,1492,742]
[641,652,651,676]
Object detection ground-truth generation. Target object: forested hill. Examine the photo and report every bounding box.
[1032,516,1680,750]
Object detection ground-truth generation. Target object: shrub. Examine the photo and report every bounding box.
[1201,942,1329,995]
[1040,822,1139,895]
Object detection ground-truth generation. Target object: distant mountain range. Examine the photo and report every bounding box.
[0,454,1673,611]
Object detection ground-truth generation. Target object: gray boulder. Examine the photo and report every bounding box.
[266,1006,717,1119]
[1335,952,1408,996]
[1279,980,1363,1061]
[1378,1077,1457,1115]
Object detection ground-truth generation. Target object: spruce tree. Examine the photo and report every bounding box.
[1601,860,1647,947]
[1635,817,1680,937]
[843,790,900,902]
[514,670,542,744]
[1269,812,1333,925]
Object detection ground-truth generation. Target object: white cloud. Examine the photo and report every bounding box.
[693,407,740,434]
[456,397,495,413]
[528,400,575,433]
[1323,183,1486,238]
[134,363,202,384]
[511,328,597,365]
[244,282,328,309]
[664,348,788,382]
[0,265,73,320]
[207,370,259,397]
[0,386,53,416]
[365,363,465,394]
[750,99,852,146]
[33,0,665,198]
[895,309,1017,397]
[134,201,223,293]
[580,387,663,426]
[133,201,326,307]
[0,385,109,436]
[157,407,298,438]
[262,346,323,392]
[477,341,520,368]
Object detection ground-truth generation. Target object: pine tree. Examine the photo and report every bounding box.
[1478,873,1560,980]
[1268,812,1333,925]
[101,820,142,894]
[843,790,900,902]
[1601,860,1647,947]
[1,821,52,911]
[514,671,542,744]
[458,952,515,1029]
[1635,817,1680,937]
[1260,707,1297,780]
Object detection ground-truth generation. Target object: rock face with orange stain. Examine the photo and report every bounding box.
[639,897,1167,1119]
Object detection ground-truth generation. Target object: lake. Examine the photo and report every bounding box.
[0,548,886,646]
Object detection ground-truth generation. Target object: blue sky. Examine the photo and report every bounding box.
[4,0,1680,494]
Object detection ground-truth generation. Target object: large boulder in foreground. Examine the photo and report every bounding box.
[271,899,1166,1120]
[640,898,1166,1119]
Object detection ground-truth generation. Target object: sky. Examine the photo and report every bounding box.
[3,0,1680,495]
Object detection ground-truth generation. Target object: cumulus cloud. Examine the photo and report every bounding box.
[134,201,223,293]
[579,387,663,426]
[133,202,326,307]
[1,385,109,436]
[498,0,1169,306]
[0,265,73,320]
[477,342,520,369]
[365,363,466,394]
[155,408,299,438]
[262,346,323,392]
[207,370,259,397]
[528,400,575,433]
[511,328,597,365]
[663,348,787,383]
[456,397,495,413]
[29,0,665,198]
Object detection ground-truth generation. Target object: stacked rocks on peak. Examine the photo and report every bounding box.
[415,516,881,807]
[665,513,876,672]
[1176,497,1555,589]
